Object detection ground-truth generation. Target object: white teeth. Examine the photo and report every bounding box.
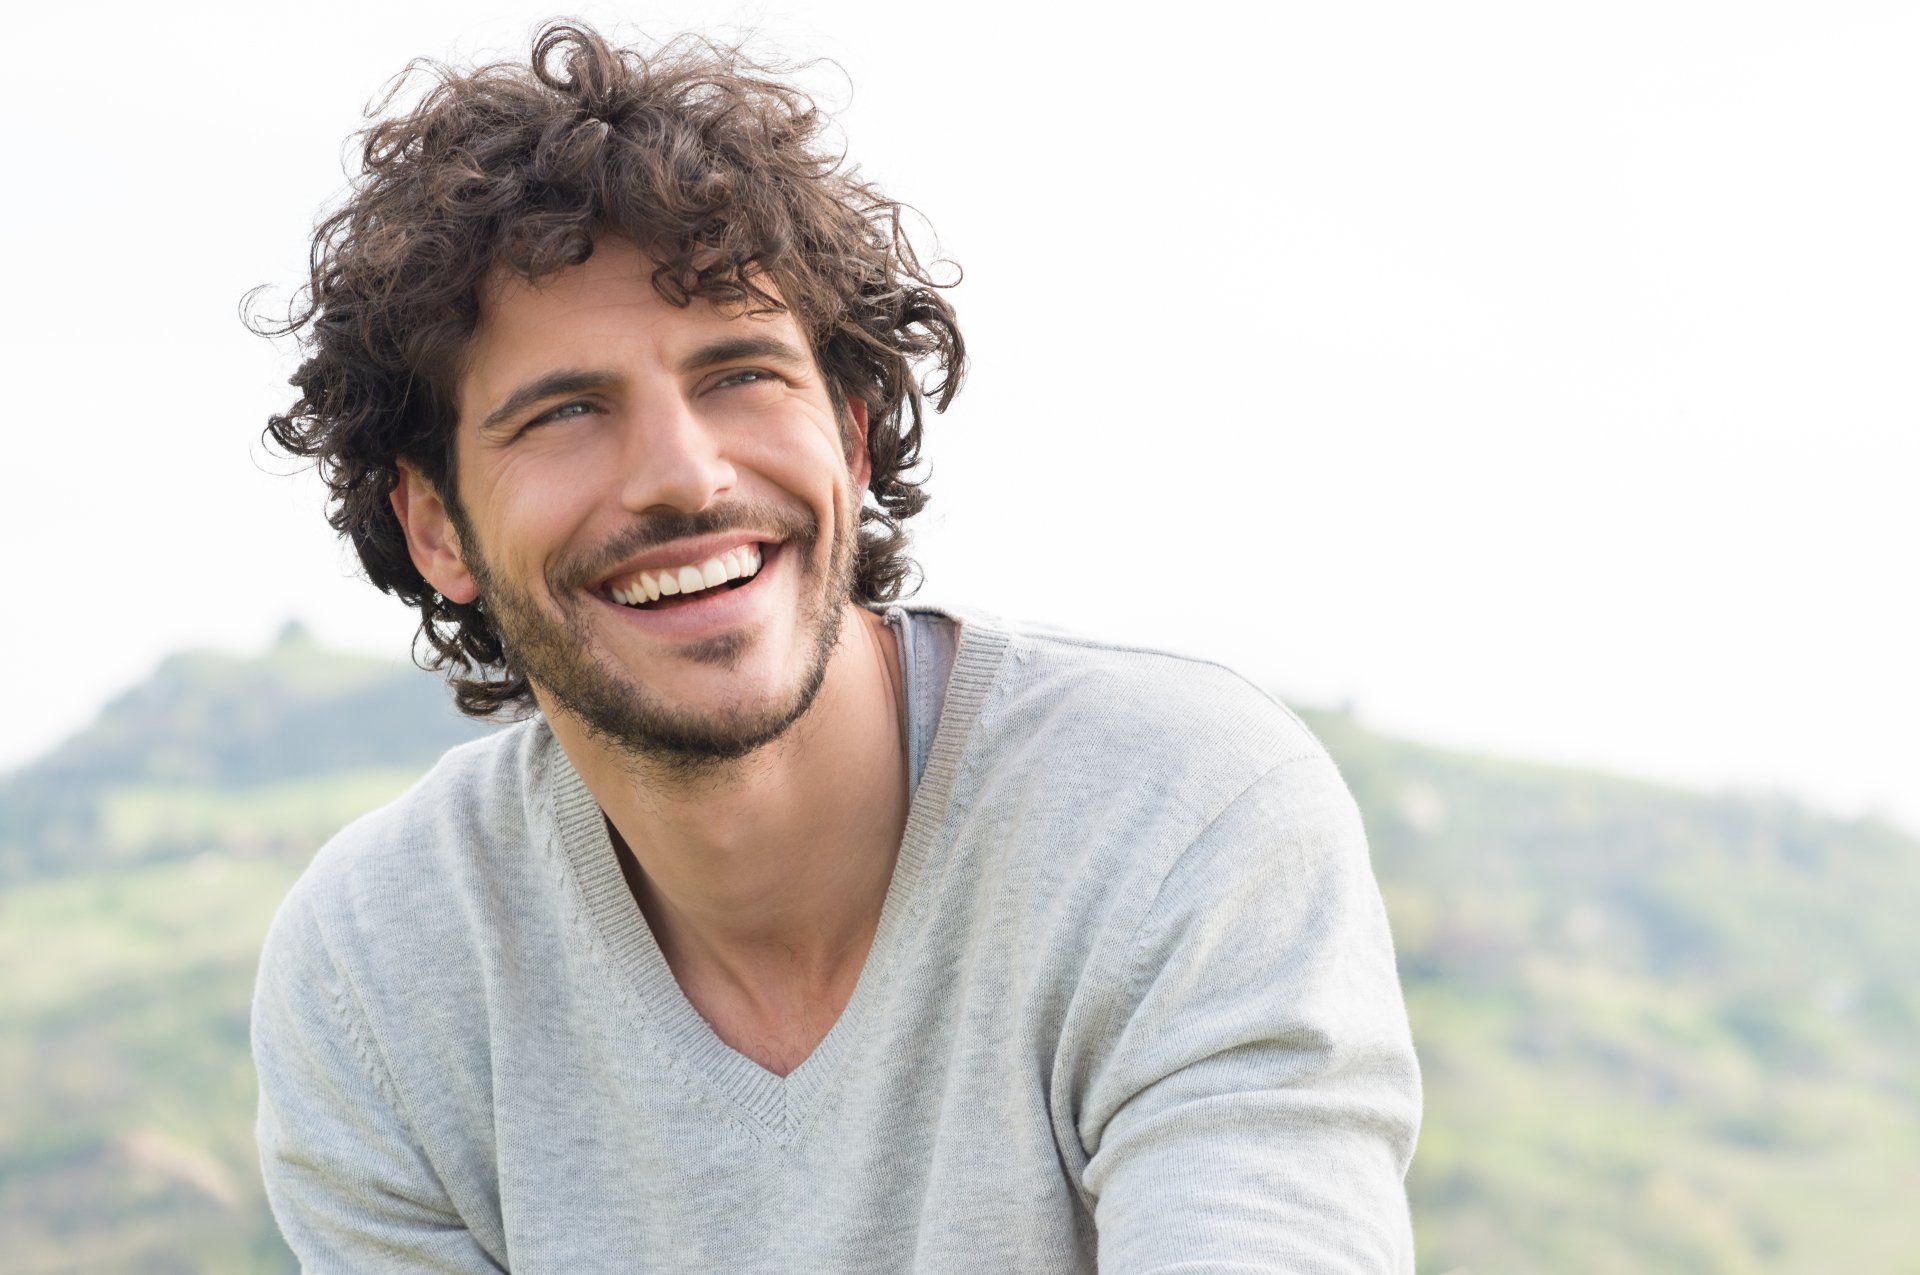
[609,544,768,607]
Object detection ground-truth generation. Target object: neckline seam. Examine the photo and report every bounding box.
[535,732,780,1144]
[539,612,1011,1142]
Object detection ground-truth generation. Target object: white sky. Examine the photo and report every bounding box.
[3,1,1915,834]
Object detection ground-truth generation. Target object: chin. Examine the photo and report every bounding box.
[577,667,829,767]
[544,602,845,768]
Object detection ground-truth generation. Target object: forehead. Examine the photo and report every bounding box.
[456,238,805,410]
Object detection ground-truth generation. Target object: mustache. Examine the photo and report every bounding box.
[558,500,820,588]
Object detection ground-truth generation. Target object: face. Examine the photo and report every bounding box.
[393,236,871,766]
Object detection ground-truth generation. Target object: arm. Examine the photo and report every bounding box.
[251,890,509,1274]
[1080,753,1423,1274]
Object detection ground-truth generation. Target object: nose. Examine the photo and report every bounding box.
[615,391,737,515]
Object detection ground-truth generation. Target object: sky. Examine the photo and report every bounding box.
[3,1,1915,833]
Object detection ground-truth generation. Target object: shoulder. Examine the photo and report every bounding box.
[935,604,1333,821]
[260,716,552,977]
[919,605,1358,941]
[913,609,1384,1056]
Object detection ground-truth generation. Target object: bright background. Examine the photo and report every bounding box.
[4,0,1915,832]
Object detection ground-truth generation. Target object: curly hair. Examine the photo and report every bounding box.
[256,20,965,719]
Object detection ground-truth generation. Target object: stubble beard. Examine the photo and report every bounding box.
[456,494,860,775]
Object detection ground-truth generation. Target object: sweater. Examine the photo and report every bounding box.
[251,604,1422,1272]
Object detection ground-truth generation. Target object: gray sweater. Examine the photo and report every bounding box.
[252,605,1421,1272]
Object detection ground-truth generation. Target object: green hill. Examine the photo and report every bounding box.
[1302,710,1920,1273]
[0,621,489,884]
[1,632,1915,1272]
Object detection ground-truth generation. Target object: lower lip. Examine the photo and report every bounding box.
[592,543,785,639]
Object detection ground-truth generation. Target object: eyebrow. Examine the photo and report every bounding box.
[476,369,621,438]
[675,335,814,376]
[472,337,814,438]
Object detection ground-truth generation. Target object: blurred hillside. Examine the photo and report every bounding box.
[0,630,1915,1273]
[0,621,489,884]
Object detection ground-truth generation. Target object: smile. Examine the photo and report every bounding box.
[604,543,764,610]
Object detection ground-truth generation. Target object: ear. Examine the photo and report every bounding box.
[389,462,480,605]
[845,396,872,490]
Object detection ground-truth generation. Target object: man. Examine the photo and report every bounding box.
[251,20,1421,1273]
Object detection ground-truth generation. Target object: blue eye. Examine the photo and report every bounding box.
[529,401,594,428]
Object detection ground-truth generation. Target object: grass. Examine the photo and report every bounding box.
[0,854,303,1274]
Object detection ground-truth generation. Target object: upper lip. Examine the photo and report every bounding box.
[592,533,778,589]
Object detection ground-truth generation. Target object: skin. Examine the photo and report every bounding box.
[389,236,910,1077]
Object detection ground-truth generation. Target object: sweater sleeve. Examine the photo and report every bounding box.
[1078,752,1422,1274]
[251,886,509,1274]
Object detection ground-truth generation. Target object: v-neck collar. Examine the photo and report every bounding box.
[539,606,1009,1144]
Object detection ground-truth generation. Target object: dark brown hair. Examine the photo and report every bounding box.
[256,20,964,717]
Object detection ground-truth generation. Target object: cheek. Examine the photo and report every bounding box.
[471,465,597,577]
[738,427,852,501]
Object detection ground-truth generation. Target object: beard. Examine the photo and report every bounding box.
[454,491,860,771]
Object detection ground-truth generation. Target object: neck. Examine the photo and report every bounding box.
[549,604,909,1002]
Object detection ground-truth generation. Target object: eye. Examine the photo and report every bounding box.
[713,368,779,390]
[527,400,596,429]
